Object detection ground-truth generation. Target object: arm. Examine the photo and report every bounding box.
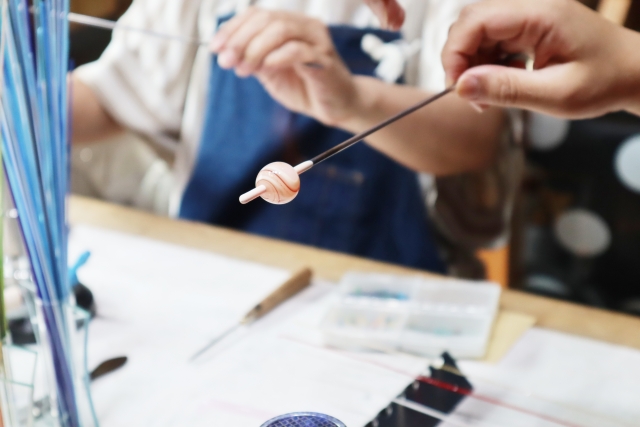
[337,76,504,175]
[442,0,640,118]
[71,74,125,144]
[211,8,504,175]
[71,0,200,146]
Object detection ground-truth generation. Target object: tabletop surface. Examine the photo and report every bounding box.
[68,195,640,350]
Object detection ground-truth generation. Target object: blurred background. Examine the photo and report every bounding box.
[509,2,640,317]
[69,0,640,316]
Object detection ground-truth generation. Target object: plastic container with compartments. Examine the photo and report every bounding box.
[321,273,501,359]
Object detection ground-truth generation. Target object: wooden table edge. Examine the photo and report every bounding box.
[68,195,640,350]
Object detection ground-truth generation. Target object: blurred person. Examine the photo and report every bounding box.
[72,0,508,273]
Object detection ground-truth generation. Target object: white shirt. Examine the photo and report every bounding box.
[75,0,477,215]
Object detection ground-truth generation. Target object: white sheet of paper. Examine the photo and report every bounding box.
[71,225,640,427]
[69,226,429,427]
[450,328,640,427]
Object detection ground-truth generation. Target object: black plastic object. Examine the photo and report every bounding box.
[7,317,34,345]
[365,353,472,427]
[74,283,97,318]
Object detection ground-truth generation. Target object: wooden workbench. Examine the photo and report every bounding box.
[69,196,640,350]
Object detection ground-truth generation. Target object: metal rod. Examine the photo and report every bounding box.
[189,268,312,361]
[238,89,455,205]
[67,12,324,69]
[189,323,240,362]
[68,12,207,46]
[311,86,455,165]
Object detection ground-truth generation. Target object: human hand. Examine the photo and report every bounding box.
[442,0,640,118]
[210,8,361,127]
[363,0,405,30]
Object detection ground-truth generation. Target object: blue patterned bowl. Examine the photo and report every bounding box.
[261,412,346,427]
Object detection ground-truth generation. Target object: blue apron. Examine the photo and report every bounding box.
[180,24,445,273]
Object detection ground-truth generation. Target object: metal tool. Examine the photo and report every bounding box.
[68,12,207,46]
[67,12,323,69]
[190,267,313,361]
[307,86,455,166]
[240,86,455,204]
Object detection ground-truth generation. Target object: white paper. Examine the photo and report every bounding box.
[451,328,640,427]
[69,225,291,362]
[71,226,640,427]
[69,226,429,427]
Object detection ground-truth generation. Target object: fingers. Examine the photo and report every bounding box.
[239,20,330,76]
[210,8,257,51]
[444,0,630,118]
[455,64,583,116]
[210,9,331,77]
[363,0,405,30]
[262,41,325,70]
[442,0,551,86]
[212,11,272,69]
[442,3,495,86]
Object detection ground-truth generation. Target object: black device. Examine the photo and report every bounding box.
[365,353,472,427]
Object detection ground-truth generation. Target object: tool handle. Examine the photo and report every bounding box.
[242,268,312,323]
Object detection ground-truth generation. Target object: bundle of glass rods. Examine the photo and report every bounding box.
[0,0,77,425]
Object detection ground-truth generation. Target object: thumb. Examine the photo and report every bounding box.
[456,65,567,112]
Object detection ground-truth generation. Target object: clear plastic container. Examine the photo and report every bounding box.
[322,305,407,352]
[321,273,501,359]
